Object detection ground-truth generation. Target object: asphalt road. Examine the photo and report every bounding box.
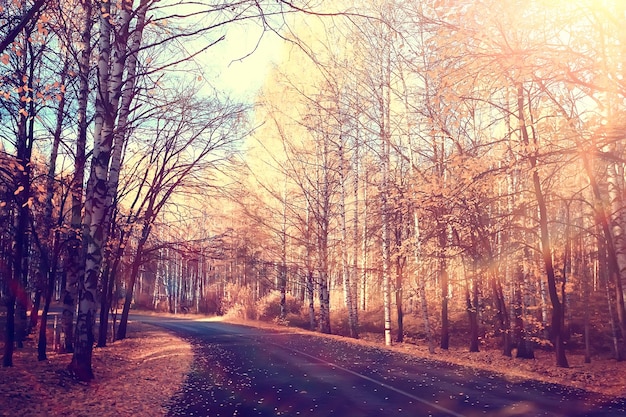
[135,316,626,417]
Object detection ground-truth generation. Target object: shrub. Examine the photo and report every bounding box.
[256,290,302,322]
[222,283,256,320]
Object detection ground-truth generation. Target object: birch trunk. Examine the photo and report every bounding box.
[318,275,331,334]
[414,211,434,353]
[317,135,332,334]
[381,126,392,347]
[279,180,288,320]
[361,170,368,312]
[352,126,361,323]
[399,49,434,352]
[339,132,358,338]
[379,34,392,347]
[306,203,316,330]
[69,0,133,380]
[466,274,480,353]
[98,0,149,346]
[61,0,93,355]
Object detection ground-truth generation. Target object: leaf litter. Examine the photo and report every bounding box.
[0,321,192,417]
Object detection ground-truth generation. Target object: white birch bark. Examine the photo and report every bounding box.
[316,132,332,334]
[69,0,135,380]
[61,0,93,354]
[381,94,392,347]
[338,129,358,338]
[352,118,361,321]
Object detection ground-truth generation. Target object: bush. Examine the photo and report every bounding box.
[256,290,302,322]
[222,283,256,320]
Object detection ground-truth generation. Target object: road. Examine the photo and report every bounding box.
[135,316,626,417]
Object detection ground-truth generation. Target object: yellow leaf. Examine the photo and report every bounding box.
[14,186,24,195]
[1,54,8,65]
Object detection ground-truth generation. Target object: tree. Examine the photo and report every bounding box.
[0,3,59,365]
[116,90,246,340]
[0,0,47,56]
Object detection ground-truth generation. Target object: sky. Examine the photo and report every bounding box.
[201,21,284,102]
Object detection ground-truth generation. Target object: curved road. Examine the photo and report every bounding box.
[135,316,626,417]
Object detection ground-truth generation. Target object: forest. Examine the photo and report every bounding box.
[1,0,626,381]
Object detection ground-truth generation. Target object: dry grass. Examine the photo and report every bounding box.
[0,321,193,417]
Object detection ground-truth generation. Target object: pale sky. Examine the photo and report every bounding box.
[203,22,283,102]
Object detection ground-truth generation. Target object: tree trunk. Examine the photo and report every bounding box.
[352,128,361,327]
[414,210,435,353]
[466,277,480,353]
[305,203,316,330]
[307,271,316,330]
[62,0,93,356]
[37,240,59,361]
[517,84,567,367]
[580,149,626,359]
[491,275,512,357]
[395,245,404,343]
[381,175,392,346]
[278,264,287,320]
[38,256,57,361]
[439,230,450,350]
[318,273,331,334]
[36,64,67,360]
[514,267,534,359]
[279,182,288,321]
[98,261,118,347]
[98,0,148,344]
[117,224,150,340]
[339,133,358,338]
[3,294,15,367]
[583,253,591,364]
[28,290,42,335]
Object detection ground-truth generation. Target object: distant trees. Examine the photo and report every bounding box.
[225,0,626,369]
[115,90,246,341]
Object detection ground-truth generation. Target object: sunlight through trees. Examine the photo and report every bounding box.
[1,0,626,384]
